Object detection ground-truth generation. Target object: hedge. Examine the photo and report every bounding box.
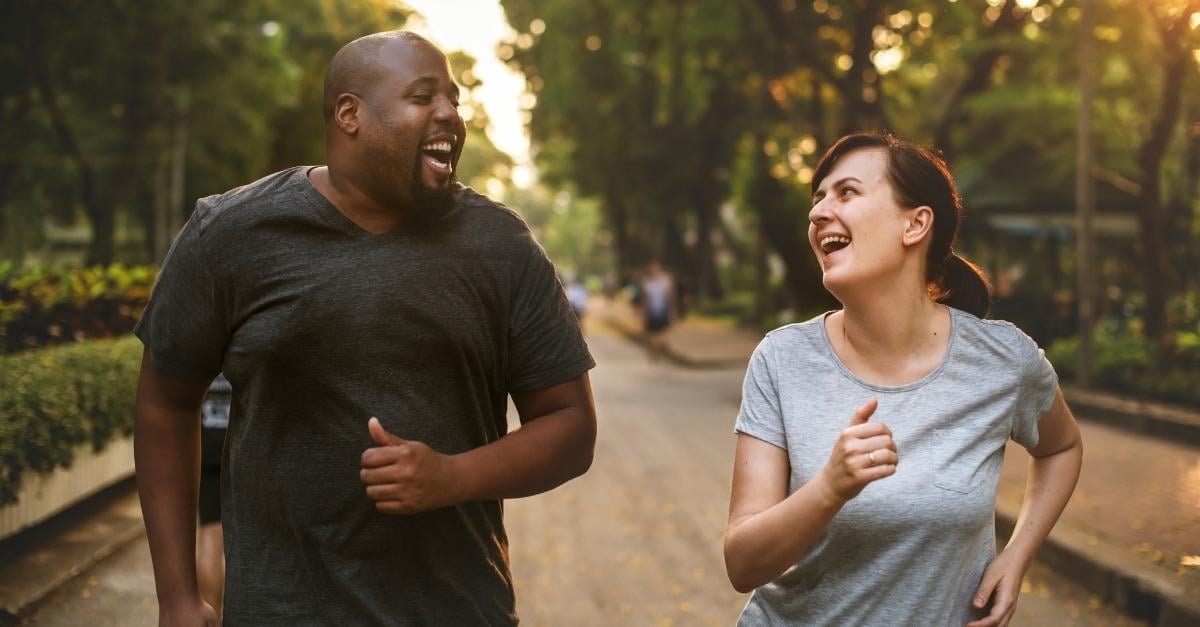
[0,335,142,506]
[1047,324,1200,408]
[0,263,154,354]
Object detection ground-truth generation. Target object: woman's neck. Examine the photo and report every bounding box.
[835,281,945,363]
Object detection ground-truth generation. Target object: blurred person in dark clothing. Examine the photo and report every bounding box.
[196,374,230,618]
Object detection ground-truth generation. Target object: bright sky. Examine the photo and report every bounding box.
[403,0,535,186]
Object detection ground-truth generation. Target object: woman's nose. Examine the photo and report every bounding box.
[809,198,832,226]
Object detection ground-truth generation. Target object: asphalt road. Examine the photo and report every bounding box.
[23,327,1145,626]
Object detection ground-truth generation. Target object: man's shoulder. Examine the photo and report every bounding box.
[454,185,532,235]
[192,167,310,234]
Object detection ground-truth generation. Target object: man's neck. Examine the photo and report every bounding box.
[308,165,403,235]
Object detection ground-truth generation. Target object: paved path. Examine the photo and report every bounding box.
[23,328,1148,625]
[1000,424,1200,580]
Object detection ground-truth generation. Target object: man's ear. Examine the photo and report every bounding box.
[334,93,362,136]
[903,206,934,248]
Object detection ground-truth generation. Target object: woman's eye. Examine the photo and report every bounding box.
[840,187,856,198]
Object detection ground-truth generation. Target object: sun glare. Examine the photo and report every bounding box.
[403,0,534,185]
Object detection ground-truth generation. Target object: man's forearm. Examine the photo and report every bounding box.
[135,403,203,606]
[451,407,595,502]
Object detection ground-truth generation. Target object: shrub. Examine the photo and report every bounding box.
[0,264,155,354]
[0,336,142,506]
[1047,319,1200,408]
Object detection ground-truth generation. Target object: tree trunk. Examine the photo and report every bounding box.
[37,70,112,265]
[843,0,888,134]
[747,132,834,311]
[933,0,1027,157]
[1135,7,1193,340]
[107,12,169,265]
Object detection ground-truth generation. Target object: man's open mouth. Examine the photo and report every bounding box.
[421,139,454,173]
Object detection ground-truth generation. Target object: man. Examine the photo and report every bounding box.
[134,31,596,626]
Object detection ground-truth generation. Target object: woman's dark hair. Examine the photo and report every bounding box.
[810,133,992,318]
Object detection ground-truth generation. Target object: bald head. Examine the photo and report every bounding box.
[322,31,440,122]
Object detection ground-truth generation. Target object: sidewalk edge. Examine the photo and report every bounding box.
[596,314,748,370]
[995,497,1200,627]
[0,484,145,620]
[1062,386,1200,447]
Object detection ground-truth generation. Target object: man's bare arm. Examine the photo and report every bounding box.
[360,374,596,513]
[134,350,218,625]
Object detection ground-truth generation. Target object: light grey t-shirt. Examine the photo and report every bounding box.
[734,307,1058,626]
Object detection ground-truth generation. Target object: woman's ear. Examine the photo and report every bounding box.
[903,206,934,248]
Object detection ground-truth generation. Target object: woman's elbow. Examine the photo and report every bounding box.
[724,536,764,594]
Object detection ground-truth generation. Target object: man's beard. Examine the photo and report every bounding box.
[407,155,457,230]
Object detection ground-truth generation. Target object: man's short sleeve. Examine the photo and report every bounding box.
[134,208,229,381]
[1010,329,1059,449]
[506,233,594,392]
[734,336,787,450]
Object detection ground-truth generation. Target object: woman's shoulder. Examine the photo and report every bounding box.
[949,307,1041,362]
[756,313,831,356]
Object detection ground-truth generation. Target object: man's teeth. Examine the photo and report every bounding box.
[423,141,453,152]
[820,235,851,249]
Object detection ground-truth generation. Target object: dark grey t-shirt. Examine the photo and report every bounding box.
[135,167,594,626]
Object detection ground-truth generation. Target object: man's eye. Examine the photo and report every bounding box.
[412,94,432,103]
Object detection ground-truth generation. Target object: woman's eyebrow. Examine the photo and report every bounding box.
[814,176,863,199]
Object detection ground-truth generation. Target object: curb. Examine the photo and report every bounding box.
[0,479,145,621]
[1062,386,1200,448]
[595,314,749,370]
[995,498,1200,627]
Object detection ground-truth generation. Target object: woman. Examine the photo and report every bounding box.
[723,133,1082,627]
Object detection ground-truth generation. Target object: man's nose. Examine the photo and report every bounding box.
[433,96,459,123]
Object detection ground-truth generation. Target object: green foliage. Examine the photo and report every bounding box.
[1048,299,1200,408]
[500,0,1200,338]
[0,265,154,353]
[0,336,142,506]
[504,185,612,280]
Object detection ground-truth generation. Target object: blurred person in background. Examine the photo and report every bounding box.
[134,30,595,626]
[640,260,675,368]
[724,133,1082,627]
[565,273,588,323]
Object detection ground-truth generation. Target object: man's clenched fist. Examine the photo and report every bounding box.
[360,417,466,514]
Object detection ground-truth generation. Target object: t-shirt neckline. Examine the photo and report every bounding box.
[816,305,959,393]
[295,166,383,239]
[294,166,464,239]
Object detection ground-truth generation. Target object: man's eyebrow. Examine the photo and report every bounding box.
[404,76,440,92]
[405,76,459,99]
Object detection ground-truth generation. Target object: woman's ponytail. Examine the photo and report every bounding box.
[936,253,991,319]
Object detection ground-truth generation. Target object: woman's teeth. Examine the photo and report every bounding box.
[820,235,851,253]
